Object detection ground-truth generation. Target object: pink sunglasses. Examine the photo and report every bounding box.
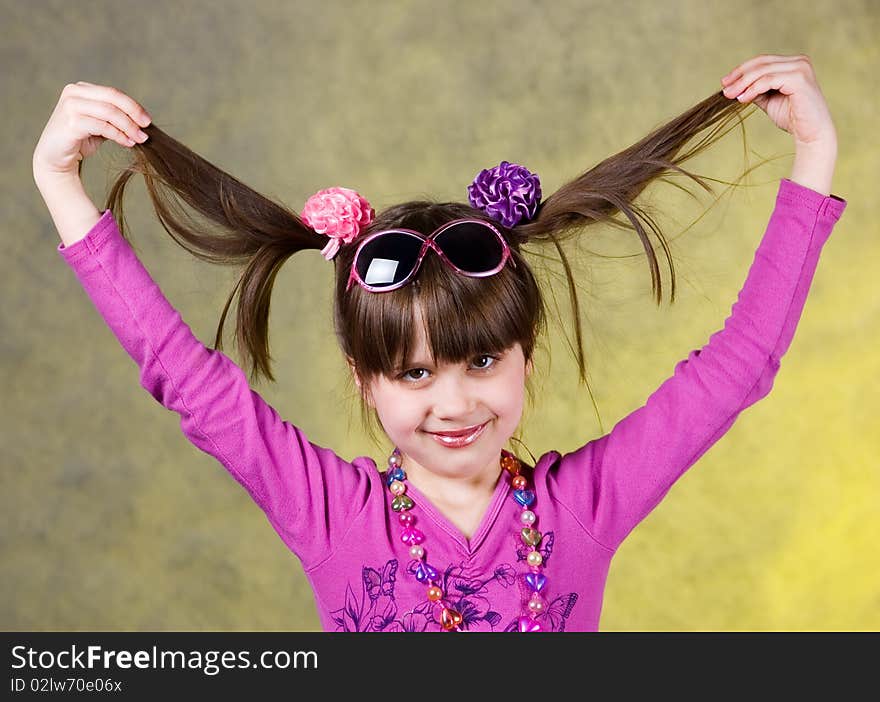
[346,218,516,293]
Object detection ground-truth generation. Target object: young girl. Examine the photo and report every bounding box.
[33,53,846,632]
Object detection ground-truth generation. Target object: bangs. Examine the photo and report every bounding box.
[345,249,535,380]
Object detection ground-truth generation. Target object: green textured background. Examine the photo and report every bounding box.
[3,0,878,631]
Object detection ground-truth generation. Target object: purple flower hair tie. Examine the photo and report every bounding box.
[466,160,542,228]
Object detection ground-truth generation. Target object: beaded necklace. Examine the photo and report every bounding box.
[385,446,547,632]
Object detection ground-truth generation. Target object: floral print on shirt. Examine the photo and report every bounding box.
[329,530,578,632]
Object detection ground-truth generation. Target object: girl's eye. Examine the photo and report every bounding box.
[399,368,428,382]
[472,354,498,370]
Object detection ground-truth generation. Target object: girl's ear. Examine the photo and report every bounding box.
[347,357,361,389]
[347,357,375,408]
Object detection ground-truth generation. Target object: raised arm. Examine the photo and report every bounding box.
[34,83,374,571]
[549,54,847,552]
[554,175,846,551]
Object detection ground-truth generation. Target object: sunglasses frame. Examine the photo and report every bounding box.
[345,218,516,293]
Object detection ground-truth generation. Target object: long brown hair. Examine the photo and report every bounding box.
[102,90,763,458]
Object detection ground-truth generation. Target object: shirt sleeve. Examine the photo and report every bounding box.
[549,178,848,552]
[56,210,375,571]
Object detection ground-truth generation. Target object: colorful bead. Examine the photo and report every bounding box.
[526,550,542,567]
[389,452,401,466]
[386,465,405,485]
[399,512,415,526]
[440,607,463,631]
[512,475,528,490]
[513,489,536,507]
[414,561,439,583]
[427,585,443,602]
[521,527,541,547]
[391,494,414,512]
[501,452,521,476]
[517,616,543,632]
[389,480,406,496]
[520,509,536,525]
[528,594,545,614]
[525,572,547,592]
[409,544,424,559]
[401,526,425,546]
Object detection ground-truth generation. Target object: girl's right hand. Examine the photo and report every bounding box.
[32,81,153,181]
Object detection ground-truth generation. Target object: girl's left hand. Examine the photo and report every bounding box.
[720,54,837,151]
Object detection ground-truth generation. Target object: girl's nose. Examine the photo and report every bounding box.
[430,373,476,420]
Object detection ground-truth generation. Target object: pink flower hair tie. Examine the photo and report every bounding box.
[301,186,375,261]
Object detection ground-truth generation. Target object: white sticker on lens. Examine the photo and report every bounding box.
[364,257,400,285]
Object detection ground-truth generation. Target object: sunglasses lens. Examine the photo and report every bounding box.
[355,232,424,288]
[435,222,504,273]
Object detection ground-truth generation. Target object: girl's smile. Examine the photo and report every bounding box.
[426,419,491,448]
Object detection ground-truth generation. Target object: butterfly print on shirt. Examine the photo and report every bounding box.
[329,530,579,632]
[329,560,400,632]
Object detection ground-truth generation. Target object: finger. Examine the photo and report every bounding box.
[723,56,801,88]
[68,96,149,144]
[734,70,799,104]
[722,54,807,85]
[722,60,806,99]
[77,114,138,147]
[71,81,152,127]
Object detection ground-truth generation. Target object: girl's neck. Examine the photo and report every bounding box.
[401,451,502,513]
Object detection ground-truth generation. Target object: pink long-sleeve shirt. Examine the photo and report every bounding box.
[57,178,847,631]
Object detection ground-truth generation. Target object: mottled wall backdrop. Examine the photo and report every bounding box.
[3,0,877,631]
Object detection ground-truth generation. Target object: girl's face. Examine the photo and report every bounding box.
[352,322,533,482]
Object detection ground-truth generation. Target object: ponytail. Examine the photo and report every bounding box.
[104,126,327,384]
[514,90,762,385]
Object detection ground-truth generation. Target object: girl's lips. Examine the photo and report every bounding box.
[429,421,488,437]
[428,421,489,448]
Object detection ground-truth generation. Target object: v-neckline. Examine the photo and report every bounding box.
[401,467,511,555]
